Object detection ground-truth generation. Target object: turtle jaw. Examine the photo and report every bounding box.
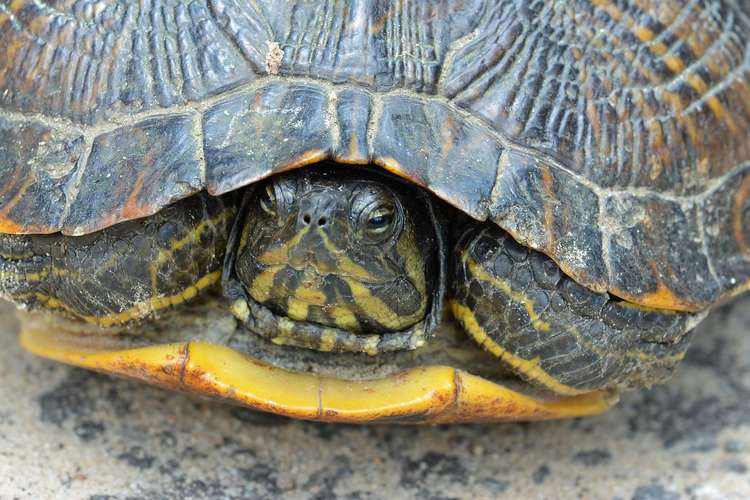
[18,318,617,424]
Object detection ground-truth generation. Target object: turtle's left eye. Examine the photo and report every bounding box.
[357,200,400,243]
[365,206,394,235]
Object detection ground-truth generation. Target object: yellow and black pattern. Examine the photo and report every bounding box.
[0,193,235,327]
[224,166,444,354]
[451,223,700,394]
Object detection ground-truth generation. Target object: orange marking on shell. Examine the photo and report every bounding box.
[0,169,36,224]
[662,54,685,74]
[120,170,147,220]
[661,91,698,147]
[275,149,330,172]
[733,175,750,257]
[591,0,622,21]
[591,0,726,139]
[736,81,750,124]
[613,261,699,312]
[0,218,25,234]
[2,36,29,89]
[374,156,426,189]
[705,94,738,135]
[540,166,556,253]
[335,131,368,164]
[632,24,655,43]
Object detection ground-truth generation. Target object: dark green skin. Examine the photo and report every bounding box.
[0,166,695,392]
[452,224,694,392]
[0,194,234,327]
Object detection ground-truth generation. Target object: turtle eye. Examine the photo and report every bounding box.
[259,184,277,215]
[366,206,395,235]
[358,201,400,243]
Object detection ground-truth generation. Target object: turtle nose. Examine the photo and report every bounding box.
[297,193,335,230]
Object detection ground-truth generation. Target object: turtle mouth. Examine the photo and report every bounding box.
[16,296,617,423]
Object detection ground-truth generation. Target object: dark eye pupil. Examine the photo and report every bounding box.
[365,207,394,236]
[369,214,389,227]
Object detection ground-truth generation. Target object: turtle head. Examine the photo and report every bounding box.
[228,167,442,348]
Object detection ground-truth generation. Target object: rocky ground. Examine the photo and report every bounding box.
[0,296,749,499]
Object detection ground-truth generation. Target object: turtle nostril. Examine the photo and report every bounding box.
[318,217,327,227]
[303,214,311,225]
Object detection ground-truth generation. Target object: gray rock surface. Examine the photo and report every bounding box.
[0,296,749,499]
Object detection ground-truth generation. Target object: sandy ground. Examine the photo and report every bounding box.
[0,296,749,500]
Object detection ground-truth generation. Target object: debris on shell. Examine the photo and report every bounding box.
[265,41,284,75]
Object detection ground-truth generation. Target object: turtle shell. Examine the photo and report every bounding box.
[1,0,749,313]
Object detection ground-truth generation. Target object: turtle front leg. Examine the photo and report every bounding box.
[0,193,235,327]
[450,223,702,394]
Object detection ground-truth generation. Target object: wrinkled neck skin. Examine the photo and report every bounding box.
[233,168,437,335]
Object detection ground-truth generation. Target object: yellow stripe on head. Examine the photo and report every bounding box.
[316,228,379,283]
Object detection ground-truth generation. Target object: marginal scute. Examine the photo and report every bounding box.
[333,89,371,164]
[0,117,84,233]
[603,193,720,311]
[488,150,607,294]
[203,82,333,195]
[372,95,502,220]
[64,114,203,235]
[701,164,750,300]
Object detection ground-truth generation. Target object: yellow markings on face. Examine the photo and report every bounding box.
[342,276,424,331]
[395,226,428,308]
[149,209,233,295]
[315,229,379,283]
[246,205,429,336]
[451,301,585,396]
[248,264,286,303]
[256,225,311,265]
[462,252,551,333]
[286,297,309,322]
[294,284,327,305]
[270,317,297,346]
[35,271,221,327]
[329,306,360,332]
[363,336,381,356]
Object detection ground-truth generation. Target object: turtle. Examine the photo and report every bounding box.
[0,0,748,424]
